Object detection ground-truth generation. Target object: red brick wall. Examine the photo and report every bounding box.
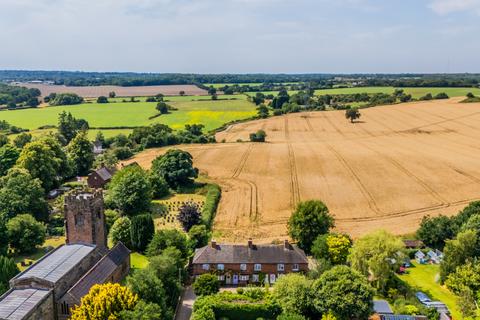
[192,262,308,276]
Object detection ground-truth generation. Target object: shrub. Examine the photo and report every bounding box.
[109,216,132,248]
[146,229,189,259]
[97,96,109,103]
[0,256,19,295]
[188,224,209,249]
[249,130,267,142]
[130,214,155,252]
[201,184,221,228]
[178,201,202,231]
[434,92,449,99]
[193,274,220,296]
[7,214,46,253]
[49,93,83,106]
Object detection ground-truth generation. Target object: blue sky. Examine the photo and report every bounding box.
[0,0,479,73]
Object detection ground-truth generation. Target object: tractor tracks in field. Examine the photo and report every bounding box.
[284,116,301,209]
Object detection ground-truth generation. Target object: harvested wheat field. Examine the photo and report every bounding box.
[128,98,480,242]
[17,83,206,97]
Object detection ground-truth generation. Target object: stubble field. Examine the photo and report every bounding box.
[128,98,480,242]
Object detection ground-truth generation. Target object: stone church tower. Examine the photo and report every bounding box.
[64,189,107,250]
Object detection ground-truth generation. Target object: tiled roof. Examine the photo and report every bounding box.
[374,300,393,314]
[192,243,308,264]
[95,167,113,181]
[66,243,129,301]
[14,244,95,285]
[0,289,50,320]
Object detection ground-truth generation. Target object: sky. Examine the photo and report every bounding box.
[0,0,479,73]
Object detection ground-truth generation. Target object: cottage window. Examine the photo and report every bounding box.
[240,275,249,281]
[217,264,225,271]
[252,274,259,282]
[202,264,210,270]
[218,275,225,281]
[292,264,299,271]
[240,263,247,271]
[277,263,285,271]
[254,263,262,271]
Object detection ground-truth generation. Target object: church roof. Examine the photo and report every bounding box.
[66,242,130,301]
[13,244,95,285]
[0,288,50,320]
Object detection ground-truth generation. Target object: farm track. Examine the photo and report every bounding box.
[284,116,301,209]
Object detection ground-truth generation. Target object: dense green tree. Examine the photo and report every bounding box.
[434,92,449,99]
[13,133,32,149]
[112,146,133,160]
[177,202,201,232]
[67,131,94,176]
[7,214,46,253]
[97,96,109,103]
[109,91,116,98]
[148,172,170,199]
[130,214,155,252]
[119,301,168,320]
[249,129,267,142]
[287,200,334,252]
[312,265,374,320]
[193,274,220,296]
[151,149,198,189]
[0,218,8,256]
[146,229,189,259]
[109,165,153,215]
[272,274,313,316]
[445,261,480,295]
[277,313,307,320]
[312,233,352,265]
[188,224,209,249]
[49,93,83,106]
[0,144,20,176]
[0,135,8,148]
[467,92,475,99]
[104,209,119,232]
[58,111,89,143]
[0,168,49,221]
[461,214,480,234]
[127,268,168,315]
[454,201,480,230]
[156,102,169,114]
[440,229,479,283]
[348,230,406,292]
[419,93,433,101]
[0,256,19,295]
[416,215,456,249]
[345,107,361,123]
[109,216,132,248]
[16,137,71,190]
[185,124,205,136]
[93,150,118,169]
[256,103,269,118]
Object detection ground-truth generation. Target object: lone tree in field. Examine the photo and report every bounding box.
[177,202,201,231]
[345,107,361,123]
[288,200,334,253]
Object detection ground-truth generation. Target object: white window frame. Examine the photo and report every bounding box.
[217,275,225,281]
[217,264,225,271]
[252,274,259,282]
[240,263,247,271]
[240,275,249,281]
[277,263,285,271]
[202,264,210,270]
[254,263,262,271]
[292,264,299,271]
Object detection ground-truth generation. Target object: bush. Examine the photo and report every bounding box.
[112,146,133,160]
[0,256,19,295]
[146,229,189,259]
[49,93,83,106]
[193,274,220,296]
[97,96,109,103]
[178,202,202,231]
[201,184,221,228]
[7,214,46,253]
[130,214,155,252]
[188,224,209,249]
[434,92,449,99]
[109,216,132,248]
[249,130,267,142]
[149,172,170,199]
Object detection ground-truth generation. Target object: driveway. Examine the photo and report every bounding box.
[175,286,196,320]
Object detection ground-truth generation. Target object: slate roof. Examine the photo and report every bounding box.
[13,244,95,285]
[0,289,50,320]
[374,300,394,314]
[403,240,424,248]
[95,167,113,181]
[66,243,130,301]
[192,242,308,264]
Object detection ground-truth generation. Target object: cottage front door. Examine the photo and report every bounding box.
[269,274,276,283]
[232,274,239,285]
[225,274,232,285]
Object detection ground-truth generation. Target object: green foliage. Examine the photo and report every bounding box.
[287,200,334,252]
[0,168,49,221]
[272,274,313,316]
[156,102,169,114]
[49,93,83,106]
[0,144,19,176]
[188,224,209,249]
[249,129,267,142]
[109,165,153,215]
[461,214,480,234]
[193,274,220,296]
[0,256,19,295]
[109,216,132,248]
[417,215,456,249]
[434,92,449,99]
[345,107,361,123]
[151,149,198,189]
[256,103,269,118]
[0,219,8,256]
[119,301,167,320]
[97,96,109,103]
[58,111,89,143]
[104,209,120,232]
[130,214,155,252]
[148,172,170,199]
[13,133,32,148]
[146,229,189,259]
[312,265,374,320]
[348,230,406,292]
[126,268,168,317]
[277,313,307,320]
[311,233,352,265]
[7,214,46,253]
[445,261,480,295]
[201,184,221,228]
[440,229,479,283]
[93,150,119,169]
[67,130,94,176]
[455,201,480,230]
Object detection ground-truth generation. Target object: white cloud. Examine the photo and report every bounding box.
[428,0,480,15]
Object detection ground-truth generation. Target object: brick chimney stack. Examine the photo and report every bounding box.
[211,240,217,249]
[284,239,291,250]
[248,238,253,248]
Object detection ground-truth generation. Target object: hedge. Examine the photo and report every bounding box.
[192,292,281,320]
[201,184,221,229]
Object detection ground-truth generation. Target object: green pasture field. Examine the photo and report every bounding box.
[0,99,257,134]
[206,82,300,89]
[399,262,460,319]
[102,94,247,103]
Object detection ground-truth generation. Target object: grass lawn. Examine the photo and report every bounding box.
[13,236,66,271]
[399,262,461,319]
[0,98,256,133]
[130,252,149,270]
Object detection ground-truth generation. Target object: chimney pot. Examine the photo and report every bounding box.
[248,238,253,248]
[211,240,217,248]
[284,239,291,249]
